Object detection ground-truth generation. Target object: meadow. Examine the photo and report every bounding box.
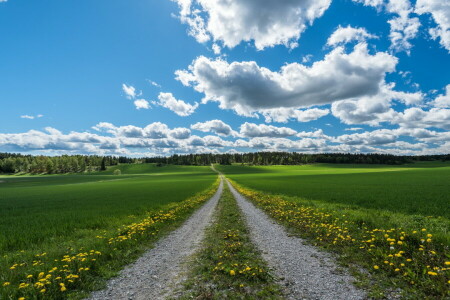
[218,163,450,298]
[0,164,217,298]
[216,162,450,218]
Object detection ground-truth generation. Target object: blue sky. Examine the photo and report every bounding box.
[0,0,449,156]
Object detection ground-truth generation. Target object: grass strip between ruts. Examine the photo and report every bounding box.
[228,179,450,299]
[1,177,220,300]
[178,180,283,299]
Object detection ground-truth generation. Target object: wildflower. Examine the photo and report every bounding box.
[427,271,438,276]
[3,282,10,286]
[373,265,379,270]
[230,270,236,276]
[26,275,33,278]
[40,288,46,293]
[445,261,450,266]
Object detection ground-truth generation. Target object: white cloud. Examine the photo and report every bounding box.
[176,43,397,118]
[345,127,364,131]
[147,80,161,88]
[191,119,237,136]
[327,25,378,46]
[212,43,221,55]
[134,99,150,110]
[352,0,420,54]
[416,0,450,52]
[20,114,44,120]
[396,107,450,130]
[261,108,330,123]
[386,0,420,54]
[331,83,424,126]
[154,92,198,116]
[173,0,331,50]
[122,84,137,99]
[302,54,313,63]
[240,122,297,138]
[431,84,450,108]
[169,128,191,139]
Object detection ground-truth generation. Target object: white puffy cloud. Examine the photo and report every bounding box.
[260,108,330,123]
[176,43,397,118]
[386,0,420,54]
[122,84,137,99]
[395,107,450,130]
[331,83,424,126]
[172,0,331,50]
[345,127,364,131]
[240,122,297,138]
[296,129,331,139]
[191,119,237,136]
[169,128,191,139]
[327,25,378,46]
[134,99,150,110]
[154,92,198,116]
[352,0,420,54]
[416,0,450,52]
[431,85,450,108]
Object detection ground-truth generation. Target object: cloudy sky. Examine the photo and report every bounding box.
[1,0,449,156]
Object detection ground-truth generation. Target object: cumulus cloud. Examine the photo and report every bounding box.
[395,107,450,130]
[176,43,397,118]
[416,0,450,52]
[134,99,150,110]
[260,108,330,123]
[191,120,238,137]
[154,92,198,116]
[352,0,420,54]
[331,83,424,126]
[431,85,450,108]
[327,25,378,46]
[172,0,331,50]
[386,0,420,54]
[122,84,137,99]
[240,122,297,138]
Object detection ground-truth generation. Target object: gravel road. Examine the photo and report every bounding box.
[227,180,366,300]
[88,178,223,300]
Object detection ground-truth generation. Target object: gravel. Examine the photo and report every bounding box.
[87,179,223,300]
[227,180,366,300]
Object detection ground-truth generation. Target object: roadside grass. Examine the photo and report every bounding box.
[215,162,450,218]
[0,165,218,299]
[229,180,450,299]
[179,180,283,299]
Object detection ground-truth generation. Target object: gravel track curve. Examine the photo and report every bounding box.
[87,178,223,300]
[227,180,366,300]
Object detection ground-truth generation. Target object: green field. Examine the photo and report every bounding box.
[0,164,215,254]
[216,162,450,219]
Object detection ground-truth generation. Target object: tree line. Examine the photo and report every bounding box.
[144,152,450,166]
[0,153,136,174]
[1,152,449,174]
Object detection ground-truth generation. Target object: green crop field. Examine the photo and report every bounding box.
[0,164,215,254]
[216,162,450,219]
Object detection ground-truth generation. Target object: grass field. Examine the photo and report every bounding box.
[0,164,215,253]
[216,162,450,218]
[218,162,450,298]
[0,164,218,298]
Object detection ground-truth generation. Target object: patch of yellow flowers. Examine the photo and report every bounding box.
[1,178,220,299]
[230,180,449,297]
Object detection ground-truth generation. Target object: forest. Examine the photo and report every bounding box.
[1,152,449,174]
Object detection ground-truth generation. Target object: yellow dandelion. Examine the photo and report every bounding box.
[230,270,236,276]
[373,265,379,270]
